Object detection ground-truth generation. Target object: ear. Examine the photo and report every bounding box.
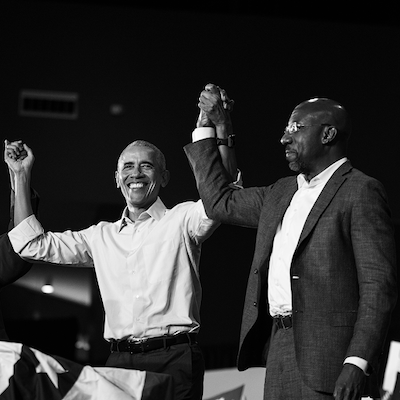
[161,170,170,188]
[321,126,337,144]
[115,171,120,188]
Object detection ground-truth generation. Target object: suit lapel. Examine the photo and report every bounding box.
[296,161,352,251]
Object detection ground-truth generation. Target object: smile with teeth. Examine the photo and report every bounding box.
[128,182,145,189]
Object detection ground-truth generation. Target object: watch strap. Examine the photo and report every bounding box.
[216,134,235,148]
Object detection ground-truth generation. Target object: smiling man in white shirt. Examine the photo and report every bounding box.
[5,91,237,400]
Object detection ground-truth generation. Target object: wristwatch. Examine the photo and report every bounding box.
[216,134,235,148]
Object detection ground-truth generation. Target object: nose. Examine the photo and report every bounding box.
[131,165,144,177]
[280,131,292,145]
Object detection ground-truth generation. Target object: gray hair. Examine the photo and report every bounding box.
[118,140,167,171]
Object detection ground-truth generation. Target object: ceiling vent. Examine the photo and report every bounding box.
[19,90,79,119]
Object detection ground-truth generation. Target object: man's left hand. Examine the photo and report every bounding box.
[333,363,366,400]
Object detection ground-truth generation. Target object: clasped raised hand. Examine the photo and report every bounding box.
[196,83,233,128]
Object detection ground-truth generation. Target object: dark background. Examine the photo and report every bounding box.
[0,0,399,379]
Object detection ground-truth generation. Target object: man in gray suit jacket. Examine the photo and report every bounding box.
[0,234,32,340]
[0,140,39,340]
[184,87,397,400]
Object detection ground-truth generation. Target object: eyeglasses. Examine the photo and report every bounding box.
[284,122,330,135]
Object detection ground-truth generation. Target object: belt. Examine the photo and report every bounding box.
[110,332,197,353]
[273,314,293,330]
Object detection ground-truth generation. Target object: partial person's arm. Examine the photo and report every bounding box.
[6,140,39,230]
[0,188,38,287]
[4,140,34,227]
[0,140,38,288]
[0,177,34,287]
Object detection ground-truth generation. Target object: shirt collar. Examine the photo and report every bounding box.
[118,197,167,231]
[297,157,348,189]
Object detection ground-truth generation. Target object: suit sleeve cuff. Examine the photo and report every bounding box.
[192,127,215,142]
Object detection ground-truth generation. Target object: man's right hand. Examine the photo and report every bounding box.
[4,140,34,176]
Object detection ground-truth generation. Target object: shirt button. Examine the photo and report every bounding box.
[253,302,257,307]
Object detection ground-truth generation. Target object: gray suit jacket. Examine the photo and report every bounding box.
[185,138,397,394]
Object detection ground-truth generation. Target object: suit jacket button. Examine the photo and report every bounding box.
[253,302,257,307]
[254,269,258,274]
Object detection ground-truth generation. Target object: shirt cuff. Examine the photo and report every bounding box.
[344,356,369,375]
[8,214,44,253]
[192,127,215,142]
[230,169,243,188]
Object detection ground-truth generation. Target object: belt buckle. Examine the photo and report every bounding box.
[130,337,148,344]
[128,337,148,353]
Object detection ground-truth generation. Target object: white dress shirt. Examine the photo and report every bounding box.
[9,197,218,341]
[268,157,348,316]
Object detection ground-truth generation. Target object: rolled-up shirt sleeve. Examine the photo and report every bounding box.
[185,200,219,246]
[8,215,44,253]
[8,215,93,267]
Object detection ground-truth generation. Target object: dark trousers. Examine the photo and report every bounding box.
[106,342,205,400]
[265,327,334,400]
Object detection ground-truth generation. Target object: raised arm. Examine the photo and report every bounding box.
[196,84,237,181]
[6,142,39,231]
[4,140,34,226]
